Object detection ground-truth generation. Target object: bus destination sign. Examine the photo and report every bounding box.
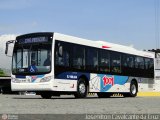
[19,37,48,44]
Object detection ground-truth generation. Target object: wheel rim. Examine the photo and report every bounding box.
[79,83,86,94]
[131,84,136,95]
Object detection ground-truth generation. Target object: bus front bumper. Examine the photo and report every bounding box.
[11,82,53,91]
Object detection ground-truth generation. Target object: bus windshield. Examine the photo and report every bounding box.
[12,37,52,75]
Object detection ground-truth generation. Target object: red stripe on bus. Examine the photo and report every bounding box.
[102,46,110,48]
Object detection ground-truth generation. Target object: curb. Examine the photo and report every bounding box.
[88,92,160,97]
[137,92,160,96]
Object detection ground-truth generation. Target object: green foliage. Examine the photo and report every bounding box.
[0,68,5,76]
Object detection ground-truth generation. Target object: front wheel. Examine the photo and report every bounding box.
[74,78,88,98]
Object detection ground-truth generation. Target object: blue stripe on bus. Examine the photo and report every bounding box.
[55,72,90,81]
[16,75,26,78]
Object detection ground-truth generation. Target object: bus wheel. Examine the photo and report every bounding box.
[130,81,137,97]
[97,93,111,98]
[40,92,52,99]
[74,78,87,98]
[125,81,137,97]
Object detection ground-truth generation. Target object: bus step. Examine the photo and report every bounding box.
[88,93,96,96]
[112,93,124,97]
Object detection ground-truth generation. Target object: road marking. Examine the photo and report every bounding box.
[138,92,160,96]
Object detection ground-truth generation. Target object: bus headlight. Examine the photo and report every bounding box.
[40,76,52,82]
[11,78,21,83]
[11,77,17,83]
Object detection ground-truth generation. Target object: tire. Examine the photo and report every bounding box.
[124,81,138,97]
[97,93,111,98]
[40,92,52,99]
[2,87,12,94]
[74,78,88,98]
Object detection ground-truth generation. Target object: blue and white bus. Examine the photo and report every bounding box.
[5,32,154,98]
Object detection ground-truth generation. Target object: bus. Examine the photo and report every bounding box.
[5,32,154,98]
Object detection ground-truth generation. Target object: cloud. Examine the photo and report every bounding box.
[0,34,17,51]
[0,34,17,70]
[128,44,134,48]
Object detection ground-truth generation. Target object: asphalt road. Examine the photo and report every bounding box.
[0,94,160,114]
[1,94,160,120]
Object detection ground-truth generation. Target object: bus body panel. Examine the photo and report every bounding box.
[11,71,154,93]
[89,74,154,92]
[11,79,77,92]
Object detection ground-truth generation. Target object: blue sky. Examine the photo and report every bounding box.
[0,0,159,50]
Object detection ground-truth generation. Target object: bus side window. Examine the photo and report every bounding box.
[86,48,98,71]
[111,53,121,73]
[135,57,140,69]
[136,57,144,69]
[145,58,150,69]
[126,56,134,68]
[55,42,70,67]
[72,45,85,69]
[148,59,154,71]
[129,57,134,68]
[99,50,110,72]
[55,43,64,66]
[63,43,70,67]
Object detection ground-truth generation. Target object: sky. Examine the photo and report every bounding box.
[0,0,160,50]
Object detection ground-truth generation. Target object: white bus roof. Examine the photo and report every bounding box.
[54,32,154,58]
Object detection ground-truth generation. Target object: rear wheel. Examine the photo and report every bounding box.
[124,81,138,97]
[74,78,88,98]
[130,81,137,97]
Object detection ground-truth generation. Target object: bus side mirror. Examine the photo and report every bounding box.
[5,40,15,56]
[5,42,8,55]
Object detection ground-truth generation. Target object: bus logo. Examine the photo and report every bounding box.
[29,66,35,72]
[32,76,37,80]
[102,75,114,87]
[31,76,37,82]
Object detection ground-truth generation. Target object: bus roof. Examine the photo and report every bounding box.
[54,32,155,58]
[16,32,154,58]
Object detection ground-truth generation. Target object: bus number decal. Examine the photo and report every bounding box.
[102,75,114,87]
[67,75,77,79]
